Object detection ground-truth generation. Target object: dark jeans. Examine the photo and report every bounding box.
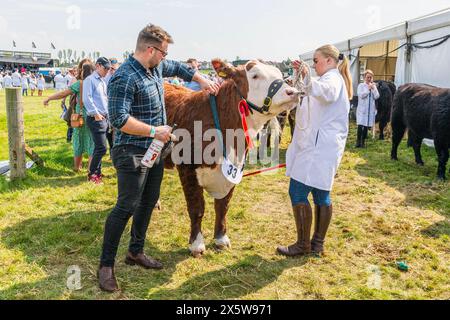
[289,178,331,206]
[100,144,164,267]
[87,116,110,175]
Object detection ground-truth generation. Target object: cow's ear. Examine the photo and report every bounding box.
[212,58,235,79]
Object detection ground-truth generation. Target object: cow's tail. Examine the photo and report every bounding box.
[391,88,407,158]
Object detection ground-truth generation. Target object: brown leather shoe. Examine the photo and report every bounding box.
[125,252,163,269]
[311,204,333,255]
[277,203,312,256]
[98,266,119,292]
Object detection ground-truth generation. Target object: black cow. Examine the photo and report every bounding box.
[391,83,450,180]
[375,80,396,140]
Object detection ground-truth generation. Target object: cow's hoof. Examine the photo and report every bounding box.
[189,233,206,258]
[191,251,204,258]
[215,235,231,250]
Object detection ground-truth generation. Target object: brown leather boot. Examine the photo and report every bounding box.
[125,252,163,269]
[311,204,333,255]
[98,266,119,292]
[277,203,312,256]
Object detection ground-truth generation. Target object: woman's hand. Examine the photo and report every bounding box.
[292,60,309,78]
[43,98,50,106]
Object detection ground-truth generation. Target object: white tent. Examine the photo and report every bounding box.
[299,8,450,88]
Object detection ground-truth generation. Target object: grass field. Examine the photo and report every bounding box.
[0,88,449,300]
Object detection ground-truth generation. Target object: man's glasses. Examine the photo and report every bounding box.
[150,46,168,57]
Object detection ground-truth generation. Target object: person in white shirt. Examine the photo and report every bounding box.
[278,44,353,257]
[0,73,3,90]
[54,72,66,91]
[355,69,380,148]
[64,70,75,87]
[29,74,37,96]
[21,73,29,96]
[11,70,21,87]
[4,73,13,88]
[37,74,45,96]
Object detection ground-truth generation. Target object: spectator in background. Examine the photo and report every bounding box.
[4,72,13,88]
[12,69,21,87]
[29,74,37,96]
[355,69,380,148]
[0,72,3,90]
[183,58,203,91]
[54,72,66,91]
[65,69,76,87]
[43,63,95,172]
[83,57,112,184]
[105,58,120,84]
[37,74,45,96]
[21,72,29,96]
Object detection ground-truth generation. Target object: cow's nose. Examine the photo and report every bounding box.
[285,88,300,96]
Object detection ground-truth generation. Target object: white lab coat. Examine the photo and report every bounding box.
[286,68,350,191]
[356,83,380,127]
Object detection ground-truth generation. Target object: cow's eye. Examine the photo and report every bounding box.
[252,75,258,79]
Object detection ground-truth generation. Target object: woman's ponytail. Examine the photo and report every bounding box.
[338,56,353,100]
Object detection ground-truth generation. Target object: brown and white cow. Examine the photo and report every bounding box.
[164,59,300,257]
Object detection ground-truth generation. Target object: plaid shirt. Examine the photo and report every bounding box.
[108,55,195,149]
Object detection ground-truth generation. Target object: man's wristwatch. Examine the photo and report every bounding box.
[149,126,156,138]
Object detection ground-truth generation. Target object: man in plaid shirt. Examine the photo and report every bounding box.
[98,23,220,293]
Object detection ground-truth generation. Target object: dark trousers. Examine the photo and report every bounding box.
[87,116,109,175]
[356,125,369,147]
[67,127,73,143]
[100,144,164,267]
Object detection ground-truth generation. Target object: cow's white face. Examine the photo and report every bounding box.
[245,61,300,115]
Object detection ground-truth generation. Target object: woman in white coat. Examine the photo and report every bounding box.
[277,44,353,257]
[355,70,380,148]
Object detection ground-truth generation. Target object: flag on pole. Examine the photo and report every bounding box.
[32,42,37,49]
[13,40,16,47]
[51,42,56,50]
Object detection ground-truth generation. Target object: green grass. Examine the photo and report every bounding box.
[0,89,449,300]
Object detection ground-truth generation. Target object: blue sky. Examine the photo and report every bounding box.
[0,0,449,61]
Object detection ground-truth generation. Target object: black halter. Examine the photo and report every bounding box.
[236,79,284,114]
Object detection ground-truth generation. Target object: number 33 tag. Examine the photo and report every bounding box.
[221,157,244,185]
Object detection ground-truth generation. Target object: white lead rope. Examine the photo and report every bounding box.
[293,60,312,131]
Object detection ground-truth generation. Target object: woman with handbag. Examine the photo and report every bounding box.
[43,62,95,172]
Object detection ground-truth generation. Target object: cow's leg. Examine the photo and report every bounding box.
[435,139,449,180]
[379,120,386,140]
[177,166,206,257]
[391,120,405,161]
[409,131,424,166]
[214,187,235,250]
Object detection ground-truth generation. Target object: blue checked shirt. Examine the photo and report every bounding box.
[108,55,196,149]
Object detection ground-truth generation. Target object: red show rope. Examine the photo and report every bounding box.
[243,163,286,177]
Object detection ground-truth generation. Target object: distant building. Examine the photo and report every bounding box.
[0,50,57,72]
